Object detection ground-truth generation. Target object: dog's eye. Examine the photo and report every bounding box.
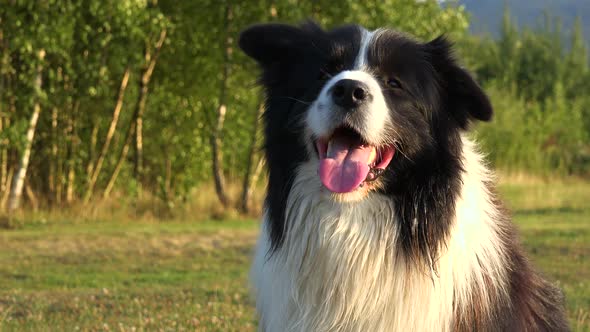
[332,63,344,73]
[387,78,402,89]
[319,61,344,81]
[318,69,331,81]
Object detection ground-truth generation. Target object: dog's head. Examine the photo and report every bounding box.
[241,22,491,196]
[240,22,492,249]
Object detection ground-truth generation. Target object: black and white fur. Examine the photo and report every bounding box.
[239,22,568,332]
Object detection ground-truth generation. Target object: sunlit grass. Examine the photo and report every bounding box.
[498,177,590,331]
[0,179,588,331]
[0,221,259,331]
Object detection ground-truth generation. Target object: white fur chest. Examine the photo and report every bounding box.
[252,140,507,332]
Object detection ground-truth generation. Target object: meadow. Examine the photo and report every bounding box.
[0,178,588,332]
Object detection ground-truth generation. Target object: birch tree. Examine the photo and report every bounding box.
[7,50,45,212]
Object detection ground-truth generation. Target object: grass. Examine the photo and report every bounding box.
[498,176,590,331]
[0,178,588,331]
[0,221,259,331]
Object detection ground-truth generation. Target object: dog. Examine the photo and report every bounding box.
[239,22,569,332]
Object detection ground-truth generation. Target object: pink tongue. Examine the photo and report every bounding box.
[318,136,373,193]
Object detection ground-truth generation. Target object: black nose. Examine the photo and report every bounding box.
[330,79,371,109]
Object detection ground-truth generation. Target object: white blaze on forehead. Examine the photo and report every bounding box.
[305,27,391,149]
[354,28,375,69]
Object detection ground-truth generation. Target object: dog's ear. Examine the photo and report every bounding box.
[239,23,312,66]
[425,36,493,127]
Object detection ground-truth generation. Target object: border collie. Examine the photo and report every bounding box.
[239,22,568,332]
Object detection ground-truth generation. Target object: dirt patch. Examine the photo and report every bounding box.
[1,228,258,259]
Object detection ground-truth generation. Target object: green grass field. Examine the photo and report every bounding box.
[0,179,588,331]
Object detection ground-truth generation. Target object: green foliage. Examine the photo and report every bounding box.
[463,8,590,176]
[476,83,589,175]
[0,1,588,210]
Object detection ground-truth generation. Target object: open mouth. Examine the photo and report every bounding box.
[315,126,395,194]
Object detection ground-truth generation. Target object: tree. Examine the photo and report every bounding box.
[7,50,45,212]
[83,68,130,203]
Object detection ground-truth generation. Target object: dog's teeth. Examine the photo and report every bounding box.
[327,139,334,157]
[368,147,377,164]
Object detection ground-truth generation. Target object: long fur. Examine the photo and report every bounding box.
[253,138,503,331]
[240,22,569,332]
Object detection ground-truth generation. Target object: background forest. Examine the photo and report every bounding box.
[1,1,589,331]
[0,0,588,220]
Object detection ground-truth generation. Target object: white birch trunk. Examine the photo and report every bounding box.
[7,50,45,211]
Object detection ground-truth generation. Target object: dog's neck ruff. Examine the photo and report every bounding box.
[252,137,509,332]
